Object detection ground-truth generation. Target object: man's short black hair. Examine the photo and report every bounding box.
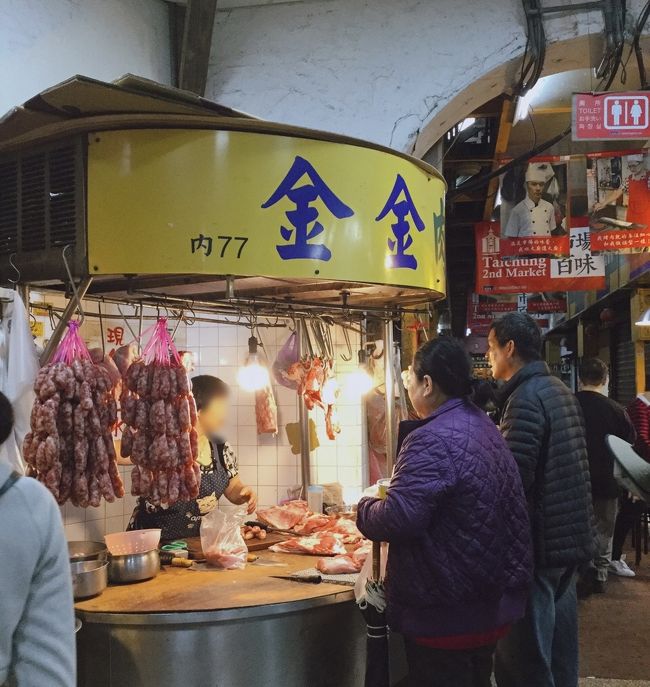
[490,312,543,363]
[191,375,230,411]
[579,357,608,386]
[0,392,14,446]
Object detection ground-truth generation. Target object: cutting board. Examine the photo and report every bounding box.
[184,533,289,558]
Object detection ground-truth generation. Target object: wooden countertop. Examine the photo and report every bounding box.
[75,552,354,615]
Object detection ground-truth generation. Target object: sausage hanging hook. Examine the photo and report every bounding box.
[62,244,85,325]
[340,325,353,362]
[7,253,20,287]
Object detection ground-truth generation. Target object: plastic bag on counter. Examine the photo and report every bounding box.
[200,505,248,570]
[272,331,299,389]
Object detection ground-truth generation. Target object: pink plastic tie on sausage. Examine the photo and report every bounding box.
[142,318,182,367]
[51,321,92,364]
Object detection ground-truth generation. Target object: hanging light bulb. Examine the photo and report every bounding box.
[342,350,374,400]
[237,336,271,392]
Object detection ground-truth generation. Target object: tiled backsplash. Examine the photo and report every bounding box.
[29,297,366,542]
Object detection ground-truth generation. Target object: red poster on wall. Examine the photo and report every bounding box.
[587,150,650,253]
[475,222,606,294]
[573,92,650,141]
[467,293,555,336]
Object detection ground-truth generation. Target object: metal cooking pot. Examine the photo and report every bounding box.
[70,560,109,599]
[108,549,160,584]
[68,540,108,562]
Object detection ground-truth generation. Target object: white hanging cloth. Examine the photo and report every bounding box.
[0,287,39,472]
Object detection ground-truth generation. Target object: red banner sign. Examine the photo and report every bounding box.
[590,227,650,253]
[500,234,570,257]
[476,222,606,294]
[573,92,650,141]
[467,293,555,336]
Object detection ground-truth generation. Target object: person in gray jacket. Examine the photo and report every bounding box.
[0,392,76,686]
[487,314,594,687]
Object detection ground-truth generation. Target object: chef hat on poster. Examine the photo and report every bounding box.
[525,162,553,183]
[525,162,560,198]
[627,153,644,163]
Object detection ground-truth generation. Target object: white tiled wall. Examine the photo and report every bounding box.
[29,297,366,541]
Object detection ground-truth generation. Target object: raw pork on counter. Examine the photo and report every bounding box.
[315,541,372,574]
[257,500,309,530]
[268,532,347,556]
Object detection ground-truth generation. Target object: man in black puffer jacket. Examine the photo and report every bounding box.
[487,313,594,687]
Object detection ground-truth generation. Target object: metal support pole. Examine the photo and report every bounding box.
[40,277,92,365]
[296,318,311,494]
[384,318,396,475]
[360,315,370,489]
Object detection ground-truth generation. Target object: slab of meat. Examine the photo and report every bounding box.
[269,532,347,556]
[257,500,309,530]
[293,514,334,535]
[322,517,364,544]
[255,384,278,435]
[205,545,248,570]
[316,554,361,575]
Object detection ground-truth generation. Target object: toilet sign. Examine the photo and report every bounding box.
[572,92,650,140]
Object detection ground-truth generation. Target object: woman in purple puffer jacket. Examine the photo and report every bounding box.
[357,338,532,687]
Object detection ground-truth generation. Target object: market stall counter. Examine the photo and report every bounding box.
[75,550,404,687]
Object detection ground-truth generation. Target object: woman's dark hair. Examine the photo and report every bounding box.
[191,375,229,411]
[489,312,542,363]
[413,338,485,401]
[0,392,14,445]
[579,357,608,386]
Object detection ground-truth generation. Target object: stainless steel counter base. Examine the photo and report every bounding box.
[77,597,407,687]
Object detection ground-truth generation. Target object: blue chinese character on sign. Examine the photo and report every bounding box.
[376,174,425,269]
[261,156,354,262]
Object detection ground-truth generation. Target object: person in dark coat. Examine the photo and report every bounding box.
[576,357,636,591]
[357,338,532,687]
[487,313,594,687]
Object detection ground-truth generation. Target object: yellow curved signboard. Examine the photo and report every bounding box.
[87,129,446,294]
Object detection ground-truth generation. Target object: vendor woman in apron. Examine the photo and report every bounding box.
[128,375,257,540]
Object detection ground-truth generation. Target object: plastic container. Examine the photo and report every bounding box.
[307,485,324,514]
[377,478,391,500]
[104,529,161,556]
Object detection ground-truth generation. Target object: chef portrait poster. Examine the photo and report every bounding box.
[475,221,605,294]
[499,159,570,256]
[587,149,650,253]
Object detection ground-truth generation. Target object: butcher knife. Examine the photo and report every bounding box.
[270,574,323,584]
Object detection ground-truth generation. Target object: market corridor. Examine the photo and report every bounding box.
[579,558,650,686]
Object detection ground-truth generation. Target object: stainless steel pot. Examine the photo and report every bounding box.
[68,540,108,562]
[108,549,160,584]
[71,560,109,599]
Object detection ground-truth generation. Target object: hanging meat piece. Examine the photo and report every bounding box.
[255,385,278,435]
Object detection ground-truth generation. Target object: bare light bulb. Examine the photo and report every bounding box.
[237,336,271,392]
[237,361,270,392]
[342,350,374,400]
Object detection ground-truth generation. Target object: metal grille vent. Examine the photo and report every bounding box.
[0,142,80,256]
[0,159,18,255]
